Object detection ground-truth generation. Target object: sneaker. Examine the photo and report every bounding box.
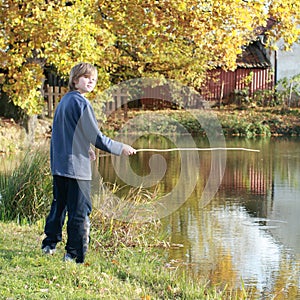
[63,253,75,262]
[42,245,56,255]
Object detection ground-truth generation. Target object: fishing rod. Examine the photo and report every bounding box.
[135,147,260,153]
[97,147,260,157]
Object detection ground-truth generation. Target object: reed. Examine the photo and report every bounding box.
[0,148,52,223]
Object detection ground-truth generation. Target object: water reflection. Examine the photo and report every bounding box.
[97,136,300,298]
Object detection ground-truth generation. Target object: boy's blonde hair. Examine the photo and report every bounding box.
[68,63,98,91]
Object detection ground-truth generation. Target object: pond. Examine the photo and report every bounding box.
[96,135,300,299]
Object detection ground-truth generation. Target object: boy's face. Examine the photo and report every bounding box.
[74,74,97,94]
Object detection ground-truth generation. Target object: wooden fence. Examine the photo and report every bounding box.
[42,84,130,118]
[42,84,68,118]
[42,83,207,118]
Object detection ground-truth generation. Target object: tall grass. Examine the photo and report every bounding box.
[90,182,165,255]
[0,149,52,223]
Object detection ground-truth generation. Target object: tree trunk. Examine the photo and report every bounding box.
[23,114,37,145]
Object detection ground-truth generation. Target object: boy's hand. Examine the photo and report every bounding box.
[122,144,137,156]
[89,148,96,161]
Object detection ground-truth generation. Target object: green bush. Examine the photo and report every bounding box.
[219,113,271,138]
[0,149,52,223]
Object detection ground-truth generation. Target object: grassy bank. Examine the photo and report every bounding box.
[1,107,300,154]
[0,221,250,300]
[0,221,181,299]
[103,107,300,138]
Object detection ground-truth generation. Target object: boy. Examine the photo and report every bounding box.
[41,62,136,263]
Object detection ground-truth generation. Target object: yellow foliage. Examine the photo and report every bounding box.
[0,0,299,115]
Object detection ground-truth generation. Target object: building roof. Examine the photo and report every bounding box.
[236,42,271,68]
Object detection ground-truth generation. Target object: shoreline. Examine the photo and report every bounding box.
[1,107,300,154]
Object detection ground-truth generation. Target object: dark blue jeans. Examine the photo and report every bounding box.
[42,175,92,263]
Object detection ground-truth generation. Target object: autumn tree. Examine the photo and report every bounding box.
[97,0,300,85]
[0,0,114,115]
[0,0,299,116]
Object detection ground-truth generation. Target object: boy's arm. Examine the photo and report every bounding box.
[81,104,135,156]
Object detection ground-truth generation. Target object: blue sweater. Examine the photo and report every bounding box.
[50,91,123,180]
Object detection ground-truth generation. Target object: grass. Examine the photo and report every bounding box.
[0,220,249,300]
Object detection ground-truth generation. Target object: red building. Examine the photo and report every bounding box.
[201,41,273,104]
